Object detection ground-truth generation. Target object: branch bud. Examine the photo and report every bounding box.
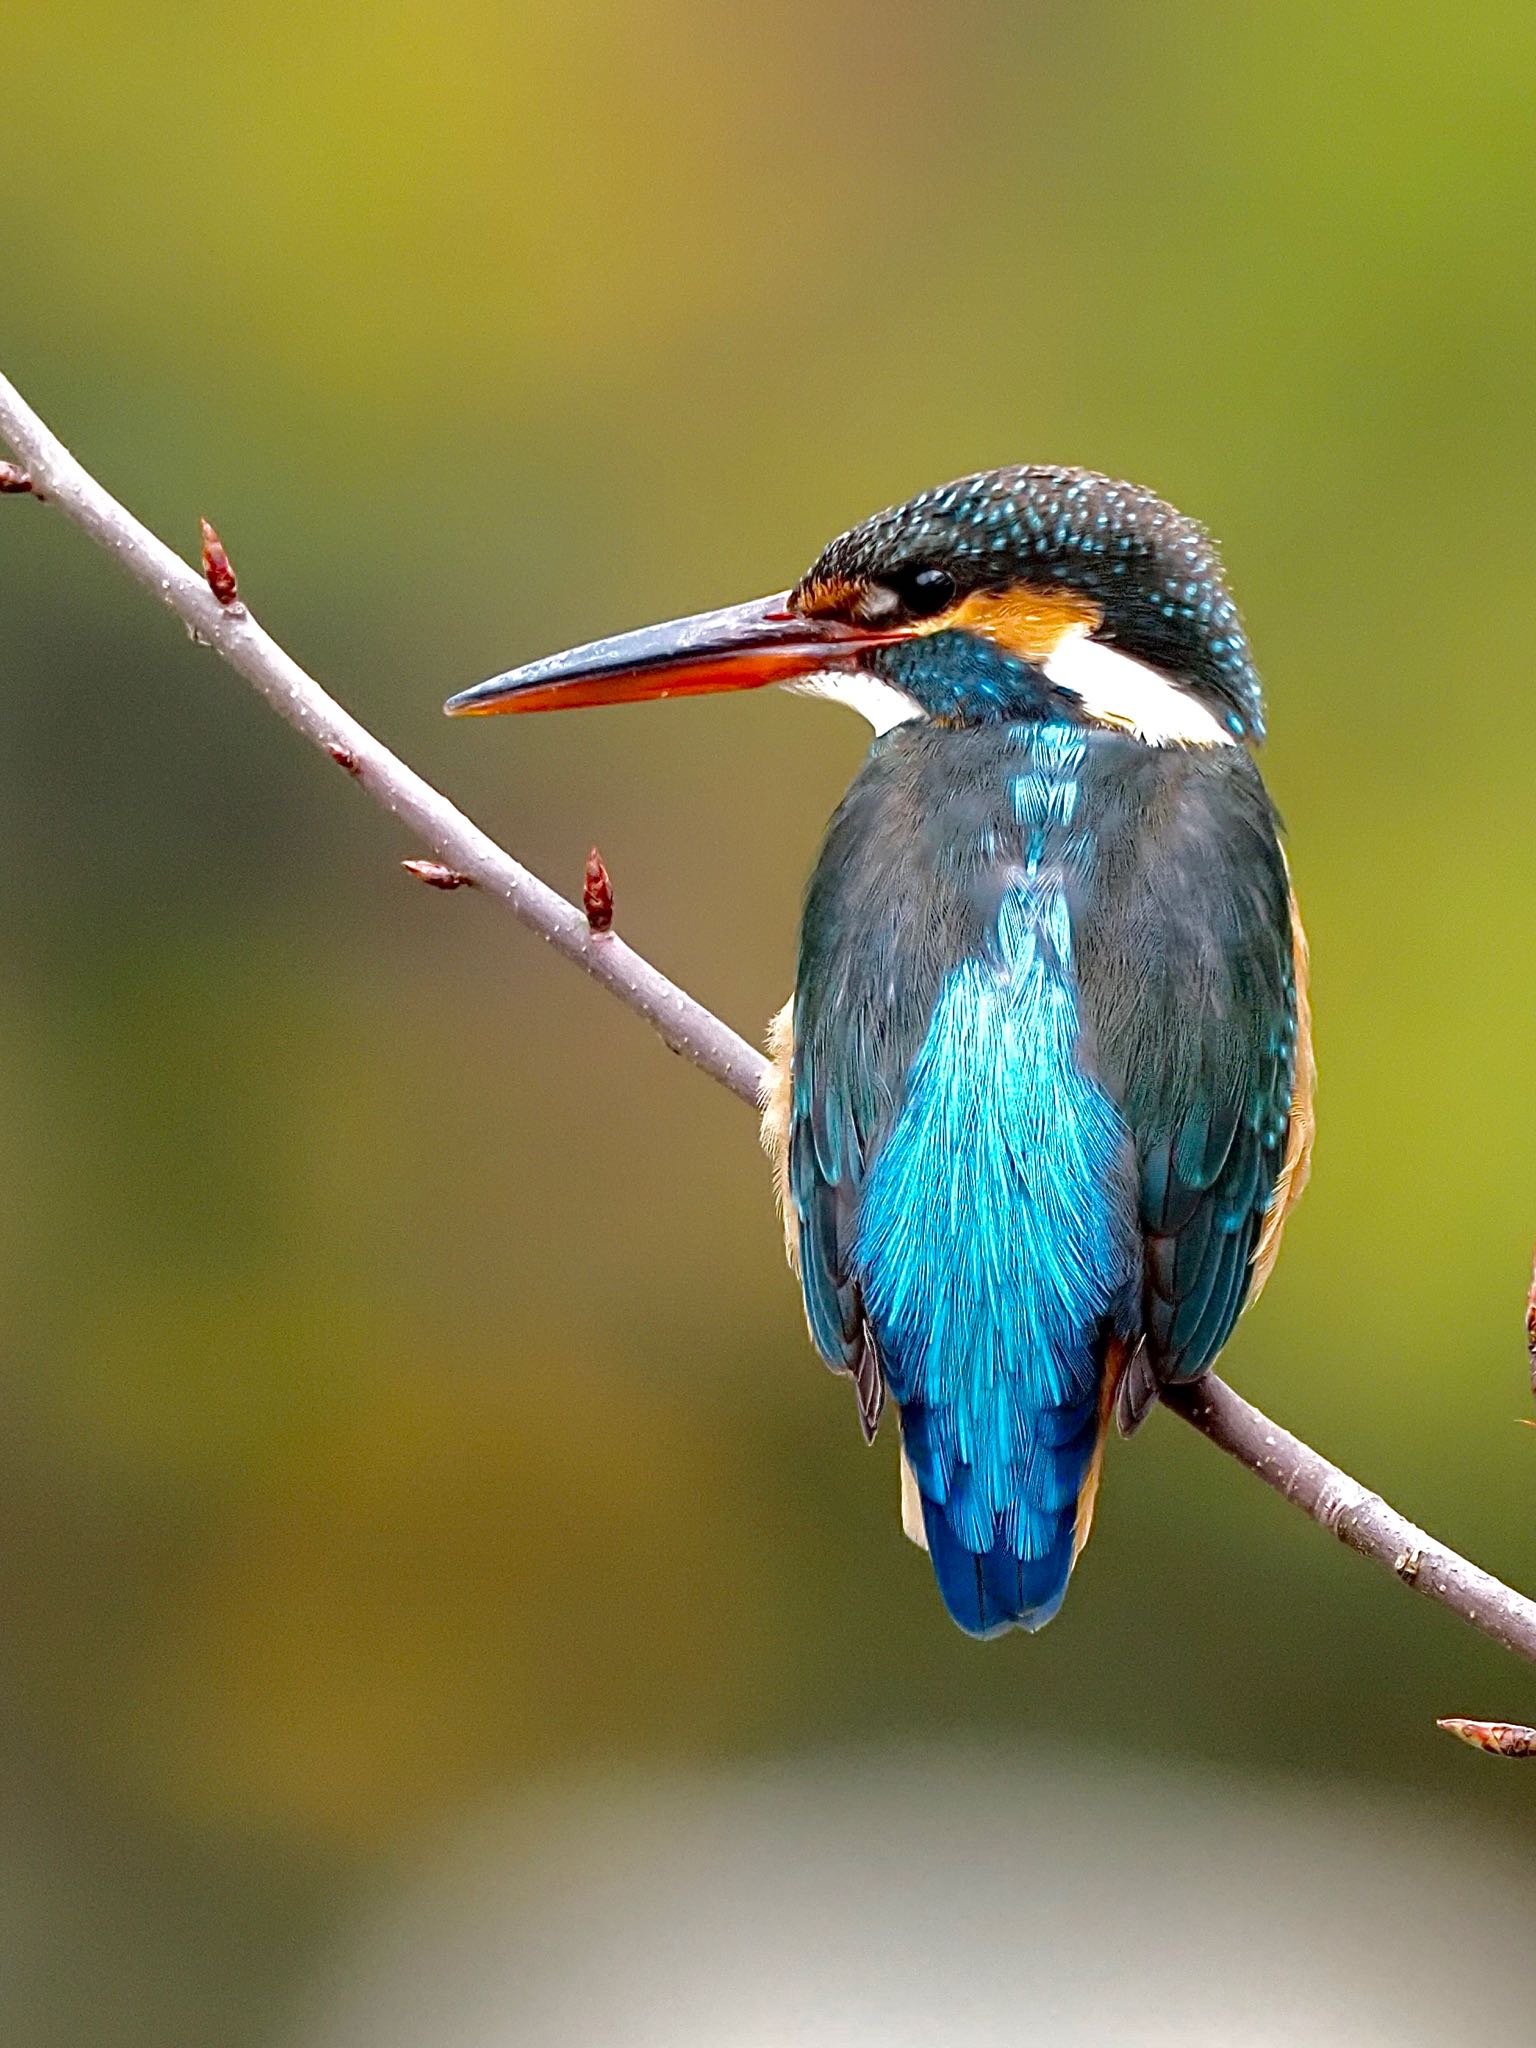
[1437,1717,1536,1757]
[583,847,613,932]
[402,859,474,890]
[199,518,240,606]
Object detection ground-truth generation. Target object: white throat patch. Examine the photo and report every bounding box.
[788,670,924,737]
[1044,629,1235,746]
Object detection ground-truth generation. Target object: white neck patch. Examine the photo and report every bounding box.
[788,670,924,737]
[1044,628,1235,746]
[786,634,1237,746]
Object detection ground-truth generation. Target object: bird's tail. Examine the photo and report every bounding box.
[917,1492,1080,1637]
[900,1341,1125,1638]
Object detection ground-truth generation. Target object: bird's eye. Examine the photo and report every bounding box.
[887,565,957,619]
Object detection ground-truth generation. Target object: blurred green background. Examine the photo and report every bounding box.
[4,1,1536,2041]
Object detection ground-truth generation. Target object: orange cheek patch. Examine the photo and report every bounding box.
[933,585,1103,660]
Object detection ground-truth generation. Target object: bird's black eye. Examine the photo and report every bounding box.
[888,565,957,619]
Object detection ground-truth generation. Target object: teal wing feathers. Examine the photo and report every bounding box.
[1079,754,1298,1430]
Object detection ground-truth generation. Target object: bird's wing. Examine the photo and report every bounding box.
[1085,758,1303,1434]
[779,732,990,1444]
[1248,890,1316,1303]
[784,997,892,1440]
[761,991,868,1376]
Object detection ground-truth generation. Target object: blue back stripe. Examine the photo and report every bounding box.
[855,724,1131,1602]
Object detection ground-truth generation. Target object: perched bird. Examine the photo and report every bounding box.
[447,468,1314,1637]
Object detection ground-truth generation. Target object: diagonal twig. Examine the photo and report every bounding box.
[4,364,1535,1683]
[0,373,763,1108]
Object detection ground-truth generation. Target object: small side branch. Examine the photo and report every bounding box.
[4,365,1535,1685]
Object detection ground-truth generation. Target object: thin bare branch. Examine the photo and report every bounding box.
[1163,1378,1536,1661]
[0,370,765,1108]
[5,365,1535,1677]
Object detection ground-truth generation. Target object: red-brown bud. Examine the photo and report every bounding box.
[583,847,613,932]
[1437,1717,1536,1758]
[199,517,239,606]
[402,859,474,890]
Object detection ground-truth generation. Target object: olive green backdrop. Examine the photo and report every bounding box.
[3,2,1535,2041]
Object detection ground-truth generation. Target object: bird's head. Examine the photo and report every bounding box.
[446,467,1263,747]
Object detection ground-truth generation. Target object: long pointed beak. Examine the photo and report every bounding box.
[444,592,910,717]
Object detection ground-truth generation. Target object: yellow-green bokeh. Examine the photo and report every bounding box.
[4,3,1536,2040]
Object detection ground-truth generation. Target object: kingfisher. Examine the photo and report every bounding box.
[446,467,1315,1638]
